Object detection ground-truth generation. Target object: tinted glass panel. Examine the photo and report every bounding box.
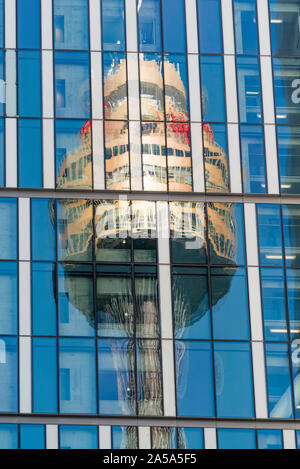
[104,121,130,190]
[277,126,300,194]
[261,268,288,342]
[31,198,56,261]
[59,426,98,449]
[0,1,3,49]
[112,426,138,449]
[32,338,57,414]
[142,122,167,191]
[233,0,259,55]
[286,269,300,342]
[240,124,267,194]
[0,262,18,335]
[18,51,41,117]
[197,0,223,54]
[32,263,56,336]
[236,56,263,124]
[204,124,230,192]
[152,427,177,449]
[177,428,204,450]
[20,425,45,450]
[218,429,256,449]
[282,205,300,267]
[54,0,89,50]
[257,204,283,267]
[167,123,192,192]
[257,429,283,449]
[200,56,226,123]
[18,119,42,188]
[273,58,300,125]
[0,119,4,186]
[140,54,164,121]
[0,199,17,261]
[103,52,127,120]
[17,0,40,49]
[0,425,18,449]
[269,0,300,56]
[102,0,126,51]
[162,0,186,53]
[0,337,18,413]
[138,0,162,53]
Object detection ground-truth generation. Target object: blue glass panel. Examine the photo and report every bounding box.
[55,120,92,189]
[177,428,204,450]
[282,204,300,267]
[139,54,164,121]
[20,425,45,450]
[240,124,267,194]
[59,338,97,414]
[138,0,162,53]
[233,0,259,55]
[112,426,138,449]
[265,342,293,419]
[200,56,226,123]
[0,262,17,335]
[176,341,214,417]
[32,263,56,336]
[211,267,250,341]
[277,126,300,194]
[32,338,57,414]
[58,263,95,337]
[236,56,263,124]
[197,0,223,54]
[60,425,98,449]
[31,198,56,261]
[18,119,42,188]
[287,269,300,342]
[17,0,41,49]
[0,119,4,186]
[172,268,210,340]
[261,268,288,342]
[103,52,127,120]
[257,204,283,267]
[18,51,41,117]
[0,1,3,49]
[54,0,89,50]
[98,339,135,415]
[214,342,254,418]
[269,0,300,56]
[204,124,230,192]
[162,0,186,53]
[0,337,18,413]
[273,58,300,125]
[164,54,189,121]
[102,0,126,51]
[218,429,256,449]
[297,430,300,448]
[0,198,17,261]
[0,425,18,449]
[208,203,246,266]
[0,51,4,117]
[257,429,283,449]
[55,52,90,119]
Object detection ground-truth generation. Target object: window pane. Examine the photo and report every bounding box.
[0,119,4,186]
[214,342,254,418]
[236,56,263,124]
[32,263,56,336]
[55,120,92,190]
[261,268,288,342]
[152,427,177,449]
[139,54,164,121]
[54,0,89,50]
[18,119,42,188]
[59,338,97,414]
[0,1,3,49]
[257,204,283,266]
[282,204,300,267]
[0,199,17,260]
[137,339,163,416]
[164,54,189,122]
[0,425,18,449]
[162,0,186,53]
[176,341,214,417]
[58,263,95,337]
[103,52,127,121]
[265,342,293,419]
[0,51,4,117]
[102,0,126,51]
[0,337,18,413]
[197,0,223,54]
[55,52,90,119]
[132,200,157,263]
[170,202,207,265]
[18,51,41,117]
[218,429,256,449]
[142,122,167,191]
[32,338,57,414]
[59,426,98,449]
[0,262,18,335]
[286,269,300,341]
[204,124,230,192]
[257,429,283,449]
[104,121,130,190]
[57,199,93,261]
[31,198,56,261]
[208,203,246,266]
[177,428,204,450]
[97,269,134,338]
[135,272,159,338]
[240,124,267,194]
[138,0,162,53]
[273,58,300,125]
[95,199,131,262]
[211,267,250,341]
[233,0,259,55]
[269,0,300,56]
[112,426,138,449]
[277,125,300,194]
[17,0,40,49]
[98,338,136,415]
[167,123,192,192]
[20,425,45,450]
[172,267,210,340]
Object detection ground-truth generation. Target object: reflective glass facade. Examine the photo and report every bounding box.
[1,0,300,450]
